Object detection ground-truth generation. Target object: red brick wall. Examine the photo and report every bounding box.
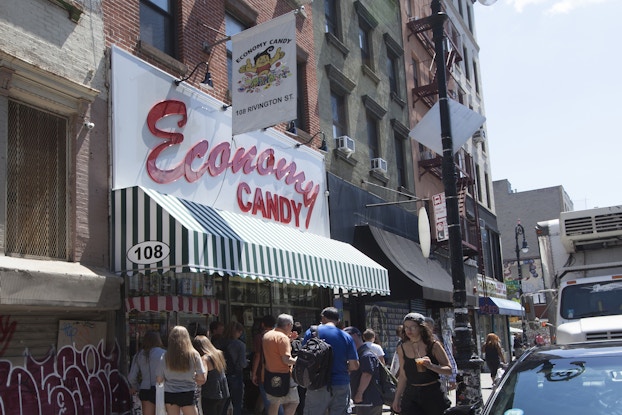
[102,0,319,137]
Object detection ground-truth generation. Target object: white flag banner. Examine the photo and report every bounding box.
[409,99,486,155]
[232,13,297,135]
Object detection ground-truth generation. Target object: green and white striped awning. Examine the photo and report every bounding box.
[112,187,389,295]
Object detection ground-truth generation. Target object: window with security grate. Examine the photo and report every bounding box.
[6,100,67,259]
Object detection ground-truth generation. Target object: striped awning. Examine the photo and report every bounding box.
[112,187,389,295]
[126,296,219,315]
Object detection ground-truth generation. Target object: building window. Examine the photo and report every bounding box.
[412,58,419,88]
[366,113,379,159]
[387,53,399,96]
[458,0,464,19]
[6,101,67,259]
[485,172,491,208]
[226,13,247,91]
[325,0,339,37]
[140,0,175,56]
[475,164,483,202]
[463,47,470,81]
[473,60,480,94]
[466,2,473,33]
[359,23,372,68]
[331,91,347,139]
[405,0,412,18]
[394,132,406,187]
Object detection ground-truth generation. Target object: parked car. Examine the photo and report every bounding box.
[446,341,622,415]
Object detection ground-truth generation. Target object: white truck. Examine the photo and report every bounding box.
[537,205,622,344]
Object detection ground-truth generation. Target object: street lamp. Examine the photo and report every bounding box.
[430,0,495,408]
[515,221,529,345]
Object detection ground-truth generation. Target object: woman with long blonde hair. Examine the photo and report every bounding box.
[482,333,505,381]
[193,335,230,415]
[156,326,207,415]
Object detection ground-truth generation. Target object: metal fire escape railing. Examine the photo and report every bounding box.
[406,13,463,108]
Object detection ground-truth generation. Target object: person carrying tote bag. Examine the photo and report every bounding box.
[128,331,166,415]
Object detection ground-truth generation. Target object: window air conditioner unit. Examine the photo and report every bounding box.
[472,129,486,143]
[370,157,388,174]
[336,135,355,156]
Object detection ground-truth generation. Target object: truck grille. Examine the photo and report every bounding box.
[585,330,622,341]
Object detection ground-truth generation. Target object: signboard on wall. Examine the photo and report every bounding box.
[110,46,330,237]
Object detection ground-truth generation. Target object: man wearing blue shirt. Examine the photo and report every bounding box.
[302,307,359,415]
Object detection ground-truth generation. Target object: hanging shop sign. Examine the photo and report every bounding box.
[231,12,297,135]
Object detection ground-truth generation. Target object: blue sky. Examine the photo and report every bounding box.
[474,0,622,210]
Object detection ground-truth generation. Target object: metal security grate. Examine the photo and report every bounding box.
[6,100,67,259]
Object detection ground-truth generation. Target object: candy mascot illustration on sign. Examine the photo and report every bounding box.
[238,46,289,92]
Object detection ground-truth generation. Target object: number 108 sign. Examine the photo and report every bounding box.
[127,241,171,265]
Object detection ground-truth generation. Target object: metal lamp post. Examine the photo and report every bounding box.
[515,221,529,345]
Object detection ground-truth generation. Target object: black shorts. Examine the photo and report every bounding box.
[139,387,156,403]
[165,390,195,407]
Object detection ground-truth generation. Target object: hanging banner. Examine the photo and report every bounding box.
[232,13,297,135]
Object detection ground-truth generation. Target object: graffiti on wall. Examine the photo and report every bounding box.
[0,340,132,415]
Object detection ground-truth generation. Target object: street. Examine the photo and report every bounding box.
[448,372,494,408]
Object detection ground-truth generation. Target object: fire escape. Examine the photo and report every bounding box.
[406,13,462,107]
[408,13,482,263]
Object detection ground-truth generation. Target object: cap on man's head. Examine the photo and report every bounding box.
[321,307,340,322]
[403,312,425,324]
[344,326,362,337]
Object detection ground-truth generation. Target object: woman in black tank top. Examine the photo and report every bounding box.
[391,313,452,415]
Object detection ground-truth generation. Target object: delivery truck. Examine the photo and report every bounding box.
[536,205,622,344]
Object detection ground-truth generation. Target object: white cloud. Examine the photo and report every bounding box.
[508,0,548,13]
[509,0,614,14]
[546,0,611,14]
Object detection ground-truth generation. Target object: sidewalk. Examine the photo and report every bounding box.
[448,371,494,407]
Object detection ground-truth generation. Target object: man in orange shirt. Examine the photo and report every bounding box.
[263,314,299,415]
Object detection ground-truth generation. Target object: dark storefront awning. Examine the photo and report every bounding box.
[0,257,122,310]
[478,296,524,316]
[354,225,467,304]
[113,187,389,295]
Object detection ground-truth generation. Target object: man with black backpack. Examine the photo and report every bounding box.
[344,326,383,415]
[299,307,359,415]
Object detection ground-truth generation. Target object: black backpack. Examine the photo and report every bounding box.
[292,325,333,390]
[375,358,398,407]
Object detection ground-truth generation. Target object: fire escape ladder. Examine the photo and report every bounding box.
[407,14,462,108]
